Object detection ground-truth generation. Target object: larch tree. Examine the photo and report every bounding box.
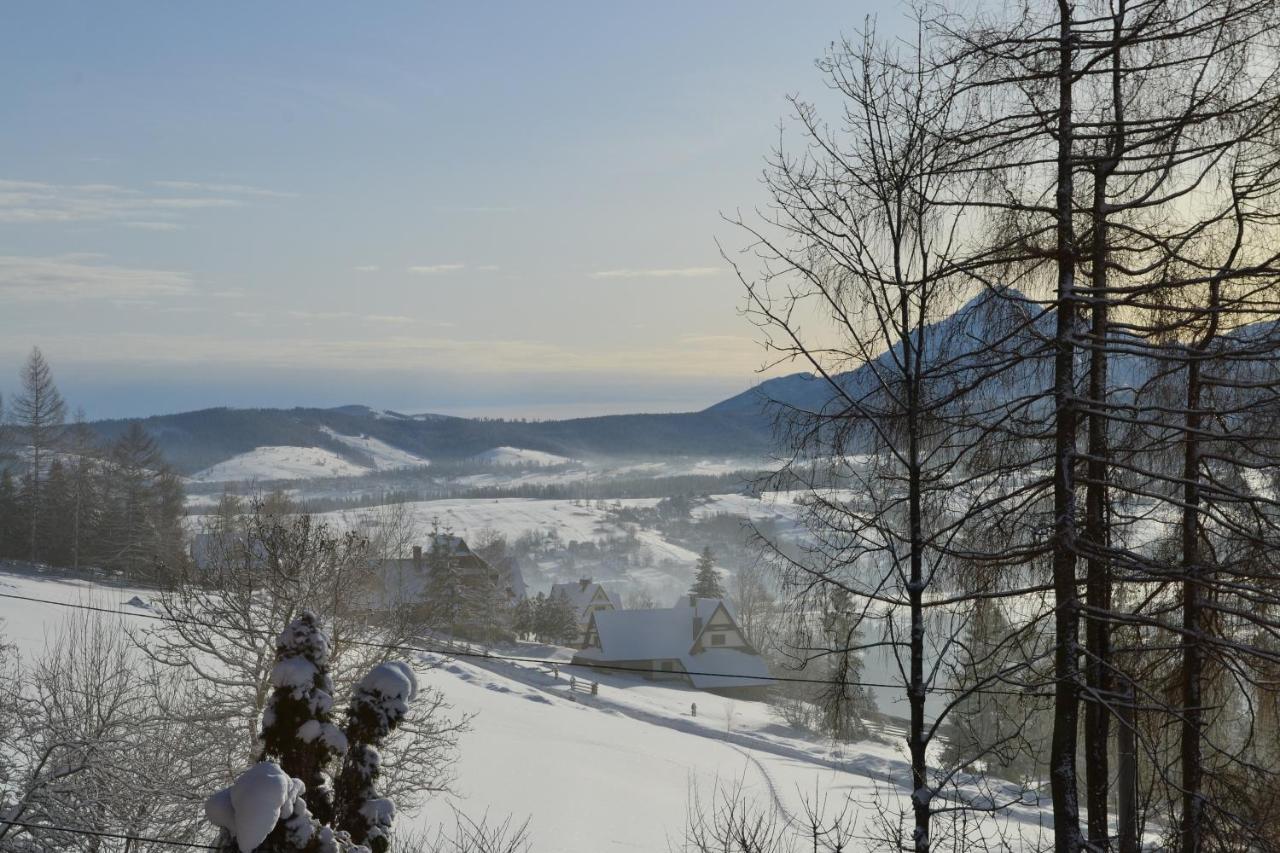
[9,347,65,563]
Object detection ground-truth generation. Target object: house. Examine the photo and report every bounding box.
[549,578,621,645]
[375,533,525,612]
[571,595,774,699]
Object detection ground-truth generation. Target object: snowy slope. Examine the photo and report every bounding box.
[0,573,1055,852]
[471,446,575,467]
[320,427,430,471]
[407,648,1053,852]
[190,446,371,483]
[0,570,155,651]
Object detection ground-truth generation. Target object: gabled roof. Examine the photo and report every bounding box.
[550,579,621,616]
[579,598,773,689]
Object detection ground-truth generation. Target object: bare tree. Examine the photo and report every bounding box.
[0,612,210,852]
[727,17,1046,851]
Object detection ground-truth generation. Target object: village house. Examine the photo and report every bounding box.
[549,577,621,646]
[572,594,774,699]
[375,532,526,611]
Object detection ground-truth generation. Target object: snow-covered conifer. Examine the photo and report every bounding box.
[688,546,724,599]
[259,610,348,827]
[333,661,418,852]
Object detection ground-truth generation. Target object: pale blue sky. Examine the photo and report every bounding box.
[0,2,890,418]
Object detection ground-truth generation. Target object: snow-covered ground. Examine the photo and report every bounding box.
[0,571,1053,852]
[189,433,431,485]
[190,446,372,483]
[469,446,576,467]
[321,427,431,471]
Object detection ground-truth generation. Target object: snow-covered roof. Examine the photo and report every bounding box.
[579,598,773,689]
[550,579,621,619]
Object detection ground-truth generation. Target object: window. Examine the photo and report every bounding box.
[710,633,725,646]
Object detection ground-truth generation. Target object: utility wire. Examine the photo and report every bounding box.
[0,818,219,849]
[0,589,1051,696]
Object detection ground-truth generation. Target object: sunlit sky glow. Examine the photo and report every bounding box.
[0,1,882,419]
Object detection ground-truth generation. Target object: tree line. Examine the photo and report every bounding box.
[0,347,187,579]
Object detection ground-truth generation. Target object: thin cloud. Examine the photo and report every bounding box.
[152,180,296,199]
[408,263,465,275]
[363,314,416,324]
[288,310,357,321]
[590,266,722,279]
[0,177,269,226]
[354,264,381,272]
[123,221,185,232]
[0,254,193,301]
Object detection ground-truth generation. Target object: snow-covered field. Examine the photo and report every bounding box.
[190,446,373,483]
[0,571,1053,852]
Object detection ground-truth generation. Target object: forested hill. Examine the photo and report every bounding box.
[92,291,1158,476]
[89,403,776,475]
[81,292,1045,475]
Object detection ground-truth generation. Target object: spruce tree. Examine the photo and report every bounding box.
[688,546,724,599]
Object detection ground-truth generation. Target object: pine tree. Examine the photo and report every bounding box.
[689,546,724,599]
[258,610,348,828]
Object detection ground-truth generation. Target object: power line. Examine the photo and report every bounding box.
[0,589,1051,696]
[0,818,219,849]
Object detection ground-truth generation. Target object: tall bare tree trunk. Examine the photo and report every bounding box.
[1051,3,1084,850]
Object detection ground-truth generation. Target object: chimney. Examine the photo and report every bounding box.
[579,577,591,591]
[412,545,423,571]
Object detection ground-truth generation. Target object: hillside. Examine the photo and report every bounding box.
[0,571,1055,852]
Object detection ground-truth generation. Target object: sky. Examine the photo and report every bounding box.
[0,1,889,420]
